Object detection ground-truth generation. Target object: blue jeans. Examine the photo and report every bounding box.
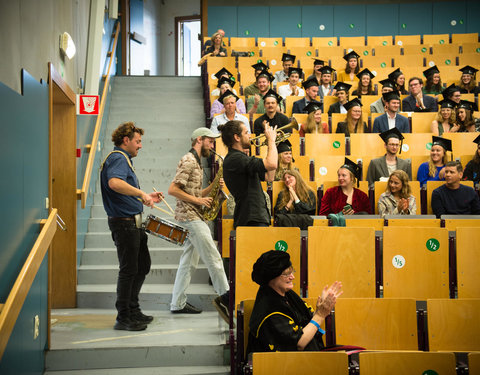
[171,219,229,310]
[108,218,151,321]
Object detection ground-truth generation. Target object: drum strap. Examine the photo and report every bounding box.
[100,150,135,172]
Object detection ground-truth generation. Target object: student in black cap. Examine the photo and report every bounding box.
[431,161,480,218]
[317,66,336,101]
[210,78,246,117]
[402,77,438,112]
[337,50,360,83]
[328,82,352,115]
[441,83,462,104]
[336,98,368,136]
[253,89,291,136]
[455,100,480,132]
[247,250,343,354]
[247,70,275,115]
[352,68,376,97]
[244,62,269,99]
[458,65,480,95]
[274,139,299,181]
[388,68,408,95]
[373,91,410,133]
[211,68,237,96]
[366,128,412,188]
[463,134,480,184]
[319,158,371,215]
[417,136,451,187]
[292,78,320,114]
[299,101,329,137]
[306,58,326,86]
[278,67,305,100]
[371,79,396,114]
[431,99,460,136]
[273,53,296,89]
[423,65,443,95]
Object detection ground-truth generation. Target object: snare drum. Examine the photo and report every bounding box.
[143,215,189,246]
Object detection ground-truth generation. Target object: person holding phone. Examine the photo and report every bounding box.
[319,158,371,216]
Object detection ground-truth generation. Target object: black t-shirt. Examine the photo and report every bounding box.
[223,149,270,227]
[431,184,480,218]
[253,112,291,136]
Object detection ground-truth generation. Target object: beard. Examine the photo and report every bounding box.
[201,146,211,157]
[241,137,251,150]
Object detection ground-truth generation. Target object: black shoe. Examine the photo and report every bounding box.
[213,296,230,325]
[171,302,202,314]
[131,311,154,324]
[114,319,147,331]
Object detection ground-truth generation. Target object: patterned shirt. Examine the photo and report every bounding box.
[172,150,204,222]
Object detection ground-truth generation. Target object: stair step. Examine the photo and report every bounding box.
[81,248,186,265]
[84,231,194,248]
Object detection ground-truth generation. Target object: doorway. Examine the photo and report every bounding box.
[175,16,201,76]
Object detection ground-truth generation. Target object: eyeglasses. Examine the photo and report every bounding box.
[281,269,296,277]
[387,143,400,147]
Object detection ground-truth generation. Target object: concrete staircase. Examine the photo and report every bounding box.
[45,77,229,374]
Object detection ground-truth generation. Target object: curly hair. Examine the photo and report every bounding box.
[111,122,144,146]
[276,169,315,211]
[386,170,411,199]
[435,107,456,125]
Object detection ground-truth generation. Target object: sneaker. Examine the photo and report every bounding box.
[213,296,230,325]
[171,302,202,314]
[131,311,154,324]
[114,319,147,331]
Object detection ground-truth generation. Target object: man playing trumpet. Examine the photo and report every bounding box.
[168,127,230,322]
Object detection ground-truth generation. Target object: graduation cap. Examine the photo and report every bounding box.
[313,58,325,66]
[216,76,235,88]
[257,70,274,82]
[438,99,456,109]
[379,128,404,153]
[218,89,239,104]
[382,90,401,102]
[423,65,440,78]
[343,50,360,61]
[252,62,269,72]
[343,98,363,111]
[302,77,319,89]
[341,157,361,182]
[304,101,323,114]
[319,66,336,75]
[457,100,475,111]
[432,136,453,155]
[473,134,480,145]
[262,89,282,103]
[277,139,293,154]
[333,81,352,92]
[356,68,375,80]
[288,67,303,77]
[214,67,234,80]
[459,65,478,78]
[388,68,403,81]
[441,83,460,100]
[379,78,397,89]
[281,53,296,63]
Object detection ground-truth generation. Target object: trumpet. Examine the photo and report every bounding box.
[250,118,298,147]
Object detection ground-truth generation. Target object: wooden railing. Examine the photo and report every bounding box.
[0,208,58,359]
[77,21,121,208]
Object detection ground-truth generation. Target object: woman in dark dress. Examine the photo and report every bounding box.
[335,98,368,136]
[463,135,480,184]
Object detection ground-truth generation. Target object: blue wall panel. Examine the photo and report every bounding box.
[333,5,366,37]
[466,0,480,34]
[433,1,466,34]
[269,6,302,38]
[237,6,269,38]
[398,3,433,35]
[301,5,334,37]
[366,4,399,37]
[208,6,237,37]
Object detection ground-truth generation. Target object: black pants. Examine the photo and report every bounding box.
[108,218,151,321]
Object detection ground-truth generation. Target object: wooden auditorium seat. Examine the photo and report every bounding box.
[359,352,457,375]
[401,133,433,158]
[455,227,480,298]
[330,113,348,133]
[284,37,311,48]
[460,42,480,54]
[372,44,402,56]
[304,133,346,157]
[402,44,429,55]
[469,352,480,375]
[312,37,338,48]
[350,134,386,157]
[427,298,480,351]
[452,32,479,45]
[431,43,461,55]
[221,217,234,258]
[307,227,376,298]
[393,54,426,68]
[339,36,365,47]
[257,37,283,48]
[443,131,479,158]
[410,112,436,133]
[230,37,256,48]
[383,226,449,298]
[312,155,346,184]
[457,54,480,67]
[394,34,421,46]
[323,95,338,114]
[426,180,474,215]
[285,95,303,117]
[423,34,450,45]
[334,298,418,350]
[361,55,393,69]
[442,215,480,231]
[367,35,393,47]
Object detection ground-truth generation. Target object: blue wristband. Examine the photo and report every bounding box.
[310,320,325,334]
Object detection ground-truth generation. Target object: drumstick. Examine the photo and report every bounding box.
[137,198,173,217]
[153,187,175,214]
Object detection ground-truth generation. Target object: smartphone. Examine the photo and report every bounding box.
[343,204,352,211]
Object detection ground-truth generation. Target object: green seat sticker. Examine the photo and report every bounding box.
[476,48,480,53]
[297,23,302,29]
[426,142,433,150]
[328,41,333,46]
[349,23,355,29]
[307,51,312,56]
[363,50,369,55]
[426,238,440,252]
[383,41,387,46]
[445,59,451,65]
[381,62,386,68]
[439,39,445,44]
[421,47,427,53]
[423,370,439,375]
[333,141,341,149]
[245,30,250,36]
[274,40,278,46]
[275,240,288,252]
[459,19,464,25]
[401,23,407,29]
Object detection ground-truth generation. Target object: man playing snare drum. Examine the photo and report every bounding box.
[168,127,230,323]
[100,122,164,331]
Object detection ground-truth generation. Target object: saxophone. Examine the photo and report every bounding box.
[202,150,228,221]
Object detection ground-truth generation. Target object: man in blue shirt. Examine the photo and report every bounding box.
[101,122,163,331]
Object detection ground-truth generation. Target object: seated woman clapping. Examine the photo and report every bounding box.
[275,169,316,216]
[247,250,343,354]
[377,170,417,217]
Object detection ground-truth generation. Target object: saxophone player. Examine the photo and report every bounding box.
[168,127,230,322]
